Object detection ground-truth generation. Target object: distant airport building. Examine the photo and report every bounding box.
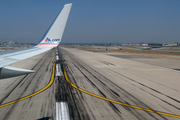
[122,43,179,47]
[148,43,162,46]
[122,43,136,46]
[141,44,148,46]
[163,43,178,47]
[0,41,14,46]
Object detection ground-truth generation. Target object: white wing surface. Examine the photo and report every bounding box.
[0,3,72,79]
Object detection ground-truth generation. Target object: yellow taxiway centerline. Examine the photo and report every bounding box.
[0,61,55,108]
[63,66,180,119]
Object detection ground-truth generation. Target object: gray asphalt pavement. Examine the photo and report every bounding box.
[59,47,180,120]
[0,47,180,120]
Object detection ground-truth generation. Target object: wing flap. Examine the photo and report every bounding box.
[0,66,34,79]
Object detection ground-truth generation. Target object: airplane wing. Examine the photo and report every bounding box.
[0,3,72,79]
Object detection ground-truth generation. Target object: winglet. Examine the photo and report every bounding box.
[37,3,72,47]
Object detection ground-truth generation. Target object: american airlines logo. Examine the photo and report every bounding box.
[45,38,60,42]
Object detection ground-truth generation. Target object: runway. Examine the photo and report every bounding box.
[0,49,56,120]
[0,47,180,120]
[60,47,180,120]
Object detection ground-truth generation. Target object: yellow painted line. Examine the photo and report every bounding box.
[0,61,55,108]
[63,66,180,118]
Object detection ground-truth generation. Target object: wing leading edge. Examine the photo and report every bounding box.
[0,3,72,79]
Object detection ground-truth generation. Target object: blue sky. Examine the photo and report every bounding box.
[0,0,180,44]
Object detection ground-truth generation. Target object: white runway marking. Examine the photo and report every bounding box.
[56,64,63,76]
[56,102,70,120]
